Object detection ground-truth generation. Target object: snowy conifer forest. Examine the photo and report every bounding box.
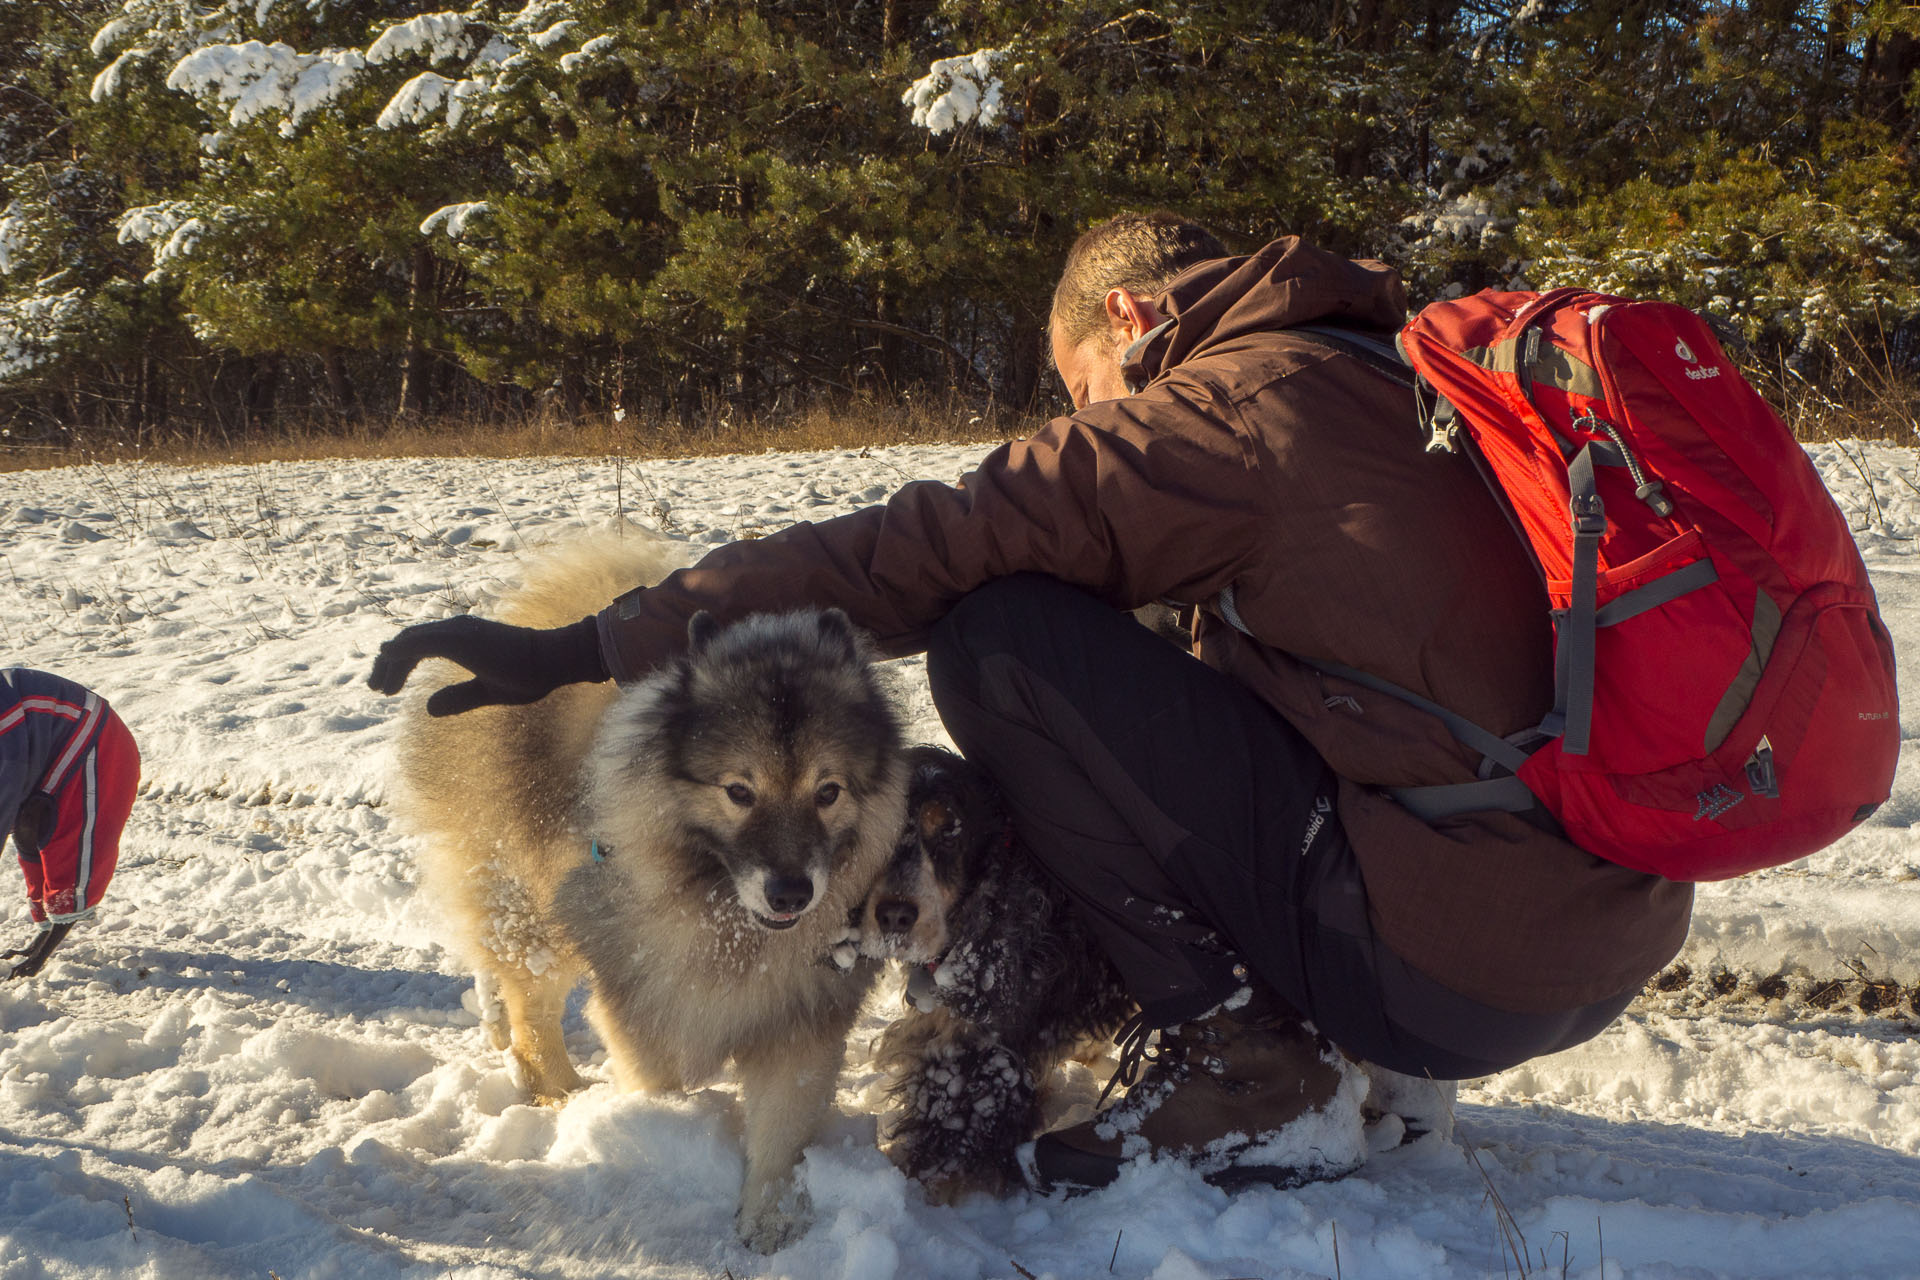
[2,1,1917,439]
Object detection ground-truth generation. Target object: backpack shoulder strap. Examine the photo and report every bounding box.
[1288,324,1415,386]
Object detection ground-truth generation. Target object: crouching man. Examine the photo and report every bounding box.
[367,213,1691,1192]
[3,668,141,979]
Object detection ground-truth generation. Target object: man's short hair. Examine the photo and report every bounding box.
[1050,212,1227,352]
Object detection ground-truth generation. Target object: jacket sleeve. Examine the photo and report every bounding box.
[598,371,1271,681]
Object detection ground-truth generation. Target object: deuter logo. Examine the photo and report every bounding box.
[1676,334,1722,380]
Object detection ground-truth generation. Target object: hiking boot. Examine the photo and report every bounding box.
[1025,1003,1368,1193]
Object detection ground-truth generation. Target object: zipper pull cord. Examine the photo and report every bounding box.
[1577,413,1675,517]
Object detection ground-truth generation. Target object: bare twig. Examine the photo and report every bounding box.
[614,460,678,531]
[123,1194,136,1241]
[1109,1228,1123,1271]
[1450,1102,1529,1277]
[481,470,526,552]
[1836,440,1887,533]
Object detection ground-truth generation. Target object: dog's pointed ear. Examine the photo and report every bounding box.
[687,610,721,654]
[816,607,856,655]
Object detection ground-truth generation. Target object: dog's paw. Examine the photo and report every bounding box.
[735,1192,809,1254]
[506,1046,585,1106]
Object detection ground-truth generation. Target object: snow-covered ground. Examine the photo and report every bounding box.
[3,439,1920,1279]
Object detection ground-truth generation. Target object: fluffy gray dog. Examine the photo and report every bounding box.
[393,528,907,1251]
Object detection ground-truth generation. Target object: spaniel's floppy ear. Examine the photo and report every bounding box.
[687,610,722,654]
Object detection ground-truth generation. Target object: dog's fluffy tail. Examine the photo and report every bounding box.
[494,522,689,629]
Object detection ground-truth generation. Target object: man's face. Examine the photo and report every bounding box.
[1049,319,1131,410]
[1049,287,1167,410]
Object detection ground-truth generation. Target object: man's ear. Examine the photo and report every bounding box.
[1102,287,1162,345]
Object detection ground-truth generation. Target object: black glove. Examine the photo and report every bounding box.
[366,614,610,716]
[5,921,73,979]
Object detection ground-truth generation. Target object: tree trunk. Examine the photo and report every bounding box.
[140,352,169,440]
[397,242,435,418]
[322,349,357,418]
[874,287,902,390]
[1862,30,1919,129]
[244,355,281,432]
[133,355,151,446]
[999,313,1043,412]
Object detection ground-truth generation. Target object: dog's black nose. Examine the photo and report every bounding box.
[763,875,814,916]
[875,897,919,934]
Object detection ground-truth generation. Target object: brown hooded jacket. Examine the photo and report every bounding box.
[597,237,1693,1014]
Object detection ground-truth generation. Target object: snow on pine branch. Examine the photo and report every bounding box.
[379,72,463,128]
[366,13,476,65]
[0,288,87,380]
[366,9,570,130]
[419,202,489,238]
[91,48,150,101]
[903,49,1005,135]
[90,14,140,58]
[526,20,577,50]
[117,202,211,283]
[558,34,614,74]
[1401,194,1504,250]
[165,41,367,137]
[0,205,28,277]
[87,1,601,139]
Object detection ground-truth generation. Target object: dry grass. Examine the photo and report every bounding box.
[5,353,1915,475]
[0,392,1025,473]
[1750,331,1920,449]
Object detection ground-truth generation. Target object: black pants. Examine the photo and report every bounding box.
[926,575,1635,1080]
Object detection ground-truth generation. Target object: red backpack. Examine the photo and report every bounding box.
[1301,288,1899,880]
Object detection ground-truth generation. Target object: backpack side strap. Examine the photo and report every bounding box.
[1302,656,1531,775]
[1306,658,1540,819]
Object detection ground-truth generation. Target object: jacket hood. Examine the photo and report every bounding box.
[1128,237,1408,386]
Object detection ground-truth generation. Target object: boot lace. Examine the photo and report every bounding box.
[1096,1011,1210,1106]
[1097,1012,1157,1106]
